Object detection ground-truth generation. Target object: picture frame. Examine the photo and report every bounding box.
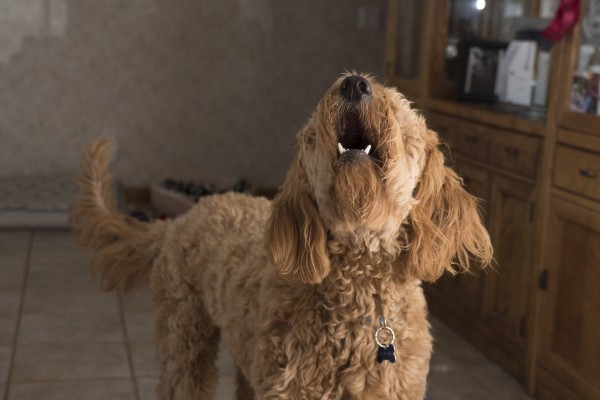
[457,40,507,102]
[570,71,600,115]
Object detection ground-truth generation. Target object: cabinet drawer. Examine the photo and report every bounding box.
[490,131,540,178]
[425,112,459,149]
[554,145,600,201]
[455,121,491,162]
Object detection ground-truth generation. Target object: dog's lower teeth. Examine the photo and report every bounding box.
[364,145,372,155]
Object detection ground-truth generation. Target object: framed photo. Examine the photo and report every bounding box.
[457,40,507,102]
[570,71,600,114]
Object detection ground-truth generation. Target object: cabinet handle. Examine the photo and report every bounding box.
[504,146,520,156]
[579,168,597,178]
[465,135,478,143]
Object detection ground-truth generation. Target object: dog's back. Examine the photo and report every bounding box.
[162,191,275,322]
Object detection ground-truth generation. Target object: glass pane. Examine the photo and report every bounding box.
[570,1,600,115]
[448,0,486,41]
[394,0,422,79]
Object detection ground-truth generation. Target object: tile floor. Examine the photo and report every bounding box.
[0,229,535,400]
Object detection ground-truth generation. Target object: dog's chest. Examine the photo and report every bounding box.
[314,264,406,396]
[271,317,397,399]
[296,298,401,396]
[252,276,429,399]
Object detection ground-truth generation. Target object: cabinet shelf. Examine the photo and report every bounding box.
[422,98,546,136]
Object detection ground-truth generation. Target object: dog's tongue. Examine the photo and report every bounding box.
[344,113,361,137]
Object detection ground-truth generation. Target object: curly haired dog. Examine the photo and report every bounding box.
[71,73,492,400]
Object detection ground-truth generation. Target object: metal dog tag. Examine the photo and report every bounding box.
[375,317,396,363]
[377,344,396,363]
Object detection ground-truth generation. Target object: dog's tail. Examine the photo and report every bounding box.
[70,137,168,293]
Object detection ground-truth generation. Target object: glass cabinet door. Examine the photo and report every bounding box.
[445,0,535,87]
[384,0,424,93]
[568,0,600,116]
[558,0,600,136]
[393,0,422,80]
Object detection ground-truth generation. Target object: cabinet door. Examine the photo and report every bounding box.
[439,0,536,96]
[483,176,534,354]
[384,0,424,94]
[457,161,491,224]
[558,0,600,136]
[535,198,600,400]
[430,161,490,317]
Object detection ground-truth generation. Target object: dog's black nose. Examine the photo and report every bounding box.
[340,75,372,102]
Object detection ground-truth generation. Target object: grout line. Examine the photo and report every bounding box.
[118,293,141,400]
[7,376,138,385]
[13,339,130,346]
[3,230,35,400]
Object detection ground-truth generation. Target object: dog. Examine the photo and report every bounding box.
[70,73,492,400]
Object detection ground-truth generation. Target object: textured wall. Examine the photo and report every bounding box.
[0,0,386,189]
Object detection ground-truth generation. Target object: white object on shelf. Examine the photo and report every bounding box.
[533,51,551,107]
[503,40,537,106]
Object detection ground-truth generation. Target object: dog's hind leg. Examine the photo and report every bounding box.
[154,285,220,400]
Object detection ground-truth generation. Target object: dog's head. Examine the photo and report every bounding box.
[267,73,492,284]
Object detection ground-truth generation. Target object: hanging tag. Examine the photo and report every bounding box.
[377,344,396,363]
[375,317,396,363]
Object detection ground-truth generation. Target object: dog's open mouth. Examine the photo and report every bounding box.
[337,111,375,159]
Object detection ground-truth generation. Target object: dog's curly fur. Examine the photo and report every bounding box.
[71,73,492,400]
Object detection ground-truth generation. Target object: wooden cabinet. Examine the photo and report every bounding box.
[457,161,491,221]
[386,1,600,397]
[426,115,540,381]
[428,160,490,319]
[556,0,600,136]
[455,121,492,162]
[383,0,427,97]
[553,145,600,202]
[490,131,540,178]
[535,197,600,400]
[482,176,535,377]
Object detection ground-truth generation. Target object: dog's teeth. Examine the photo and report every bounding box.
[364,145,372,155]
[337,143,347,155]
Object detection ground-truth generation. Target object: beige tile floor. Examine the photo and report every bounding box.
[0,229,535,400]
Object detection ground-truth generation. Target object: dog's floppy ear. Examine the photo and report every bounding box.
[406,130,493,281]
[266,150,330,285]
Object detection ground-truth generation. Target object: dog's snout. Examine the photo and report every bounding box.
[340,75,371,102]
